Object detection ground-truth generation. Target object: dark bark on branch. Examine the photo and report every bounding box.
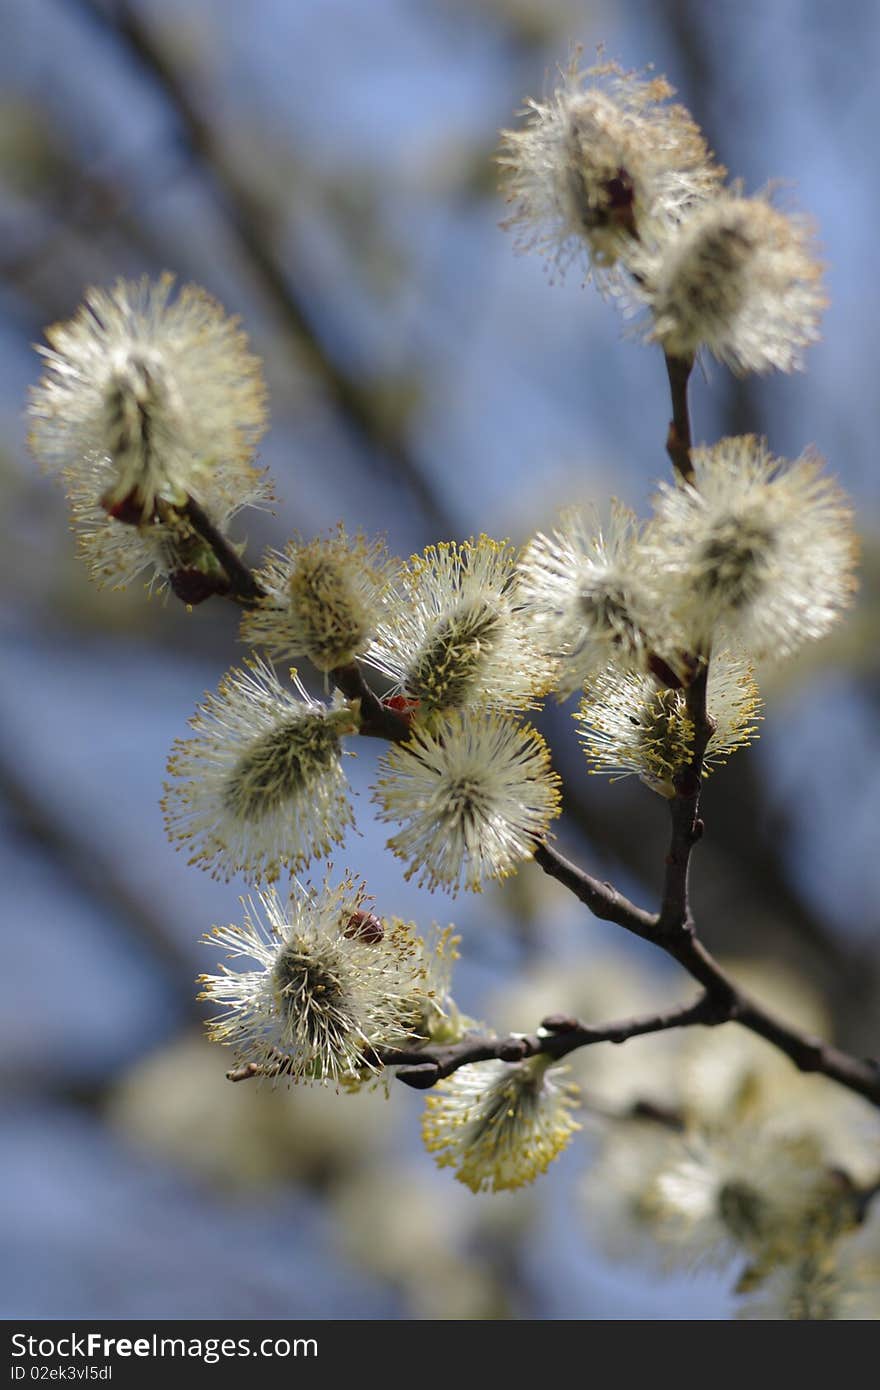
[382,993,722,1088]
[531,842,658,939]
[658,663,713,933]
[182,498,266,604]
[377,913,880,1102]
[664,352,695,482]
[330,663,412,742]
[227,979,880,1105]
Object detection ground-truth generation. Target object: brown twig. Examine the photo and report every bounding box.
[657,662,714,934]
[329,663,412,742]
[382,993,722,1089]
[531,841,658,940]
[182,497,266,604]
[664,352,695,482]
[227,995,720,1086]
[227,979,880,1106]
[529,861,880,1105]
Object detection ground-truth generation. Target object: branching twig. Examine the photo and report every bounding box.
[329,662,411,742]
[227,982,880,1107]
[381,993,722,1089]
[182,498,266,604]
[227,994,720,1086]
[532,841,658,940]
[183,465,880,1107]
[531,827,880,1102]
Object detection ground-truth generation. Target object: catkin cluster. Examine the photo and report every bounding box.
[25,43,877,1317]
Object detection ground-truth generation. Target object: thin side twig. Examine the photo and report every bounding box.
[183,498,266,604]
[381,993,723,1089]
[664,351,695,482]
[657,661,714,935]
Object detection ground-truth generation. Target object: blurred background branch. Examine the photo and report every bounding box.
[72,0,458,537]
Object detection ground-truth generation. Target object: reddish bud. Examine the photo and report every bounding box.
[169,568,231,606]
[383,693,420,721]
[540,1014,578,1034]
[343,910,385,945]
[102,487,153,526]
[647,653,684,690]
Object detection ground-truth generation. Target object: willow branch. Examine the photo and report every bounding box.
[226,938,880,1103]
[182,498,266,604]
[531,841,657,940]
[179,366,880,1108]
[658,662,714,934]
[664,352,695,482]
[227,993,722,1086]
[229,982,880,1108]
[530,840,880,1105]
[523,354,880,1108]
[381,993,723,1089]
